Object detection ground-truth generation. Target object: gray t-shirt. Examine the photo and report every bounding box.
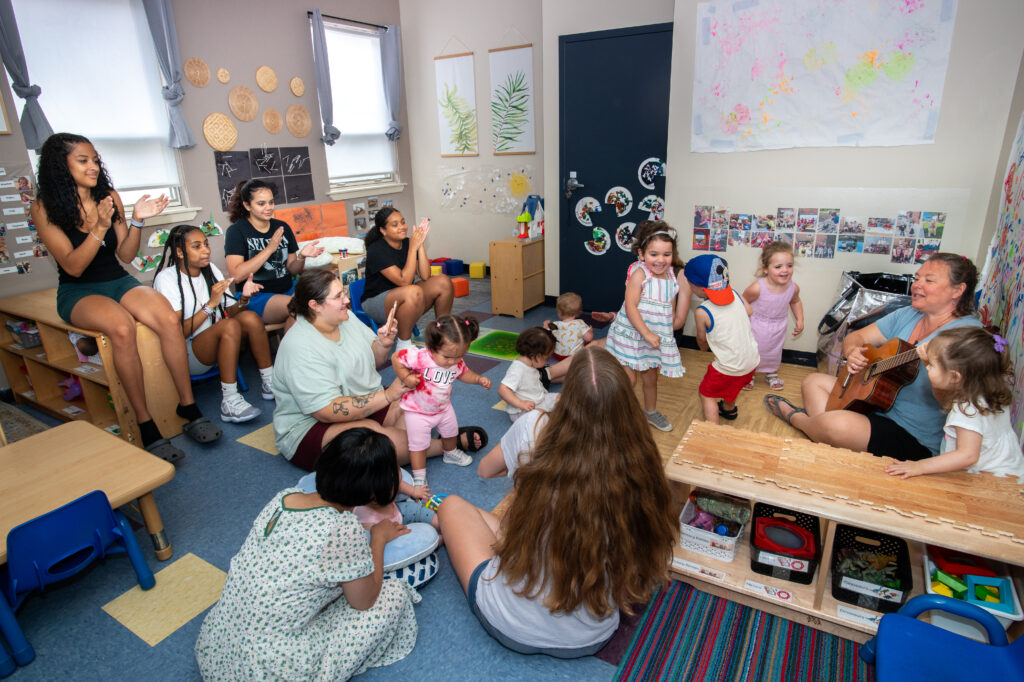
[272,315,381,459]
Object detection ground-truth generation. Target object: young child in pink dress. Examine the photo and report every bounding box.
[741,241,804,390]
[392,314,491,495]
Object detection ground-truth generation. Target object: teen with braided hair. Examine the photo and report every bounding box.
[32,133,220,462]
[153,225,275,423]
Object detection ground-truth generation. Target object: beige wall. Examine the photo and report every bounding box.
[399,0,544,265]
[663,0,1024,350]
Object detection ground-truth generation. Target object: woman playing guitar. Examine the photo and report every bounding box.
[764,253,981,460]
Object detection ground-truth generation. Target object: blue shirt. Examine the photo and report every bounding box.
[874,307,981,454]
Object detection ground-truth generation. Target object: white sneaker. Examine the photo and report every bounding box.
[645,410,673,432]
[394,337,415,352]
[442,448,473,466]
[221,393,261,423]
[260,379,275,401]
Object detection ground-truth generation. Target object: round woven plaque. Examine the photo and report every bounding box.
[184,57,210,87]
[285,104,312,138]
[256,65,278,92]
[228,86,259,122]
[216,68,230,84]
[202,112,237,151]
[289,77,305,97]
[263,109,282,134]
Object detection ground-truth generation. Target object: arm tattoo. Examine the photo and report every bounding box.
[331,393,377,419]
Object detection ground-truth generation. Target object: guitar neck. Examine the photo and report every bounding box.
[867,347,918,378]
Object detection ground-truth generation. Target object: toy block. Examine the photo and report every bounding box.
[966,575,1015,615]
[451,277,469,298]
[469,262,486,278]
[931,581,953,598]
[935,569,968,598]
[430,257,450,264]
[430,265,443,276]
[442,259,464,276]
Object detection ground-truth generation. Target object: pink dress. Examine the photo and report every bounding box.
[750,277,794,374]
[394,347,466,414]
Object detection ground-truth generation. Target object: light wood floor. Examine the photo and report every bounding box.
[647,348,815,461]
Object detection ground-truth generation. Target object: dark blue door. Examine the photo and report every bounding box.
[559,23,673,313]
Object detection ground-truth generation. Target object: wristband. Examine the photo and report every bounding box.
[129,217,145,228]
[200,303,214,317]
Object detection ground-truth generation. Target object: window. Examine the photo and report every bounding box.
[315,19,399,188]
[13,0,183,206]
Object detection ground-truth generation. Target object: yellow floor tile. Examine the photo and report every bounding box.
[102,553,226,646]
[237,422,278,455]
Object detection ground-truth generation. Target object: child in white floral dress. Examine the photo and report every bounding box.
[195,428,420,681]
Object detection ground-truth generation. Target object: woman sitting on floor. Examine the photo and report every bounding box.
[437,346,677,657]
[764,252,981,460]
[32,133,220,462]
[360,207,454,352]
[272,268,487,471]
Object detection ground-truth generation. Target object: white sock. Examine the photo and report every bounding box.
[221,382,239,398]
[395,337,415,351]
[258,367,273,383]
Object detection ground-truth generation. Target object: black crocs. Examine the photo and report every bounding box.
[145,438,185,464]
[718,400,738,420]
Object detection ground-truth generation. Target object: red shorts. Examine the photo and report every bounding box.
[552,353,569,361]
[699,365,755,404]
[290,406,389,472]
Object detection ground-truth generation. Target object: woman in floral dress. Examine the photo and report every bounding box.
[195,428,420,681]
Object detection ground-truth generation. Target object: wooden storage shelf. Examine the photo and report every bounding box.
[490,237,544,318]
[0,289,184,445]
[665,421,1024,643]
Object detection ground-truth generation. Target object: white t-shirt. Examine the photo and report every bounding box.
[500,359,549,416]
[153,263,236,339]
[943,401,1024,479]
[500,409,549,478]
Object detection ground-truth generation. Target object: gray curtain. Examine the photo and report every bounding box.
[141,0,195,148]
[379,24,402,141]
[0,0,52,150]
[310,9,340,145]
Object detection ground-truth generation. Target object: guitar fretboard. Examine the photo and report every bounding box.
[867,347,918,378]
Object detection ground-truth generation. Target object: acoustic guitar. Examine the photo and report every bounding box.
[825,337,920,414]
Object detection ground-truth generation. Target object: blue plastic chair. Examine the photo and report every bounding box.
[0,490,156,669]
[348,279,419,337]
[860,594,1024,681]
[191,365,248,392]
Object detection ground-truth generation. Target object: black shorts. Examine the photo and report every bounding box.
[865,414,932,461]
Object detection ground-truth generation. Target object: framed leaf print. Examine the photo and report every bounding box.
[488,44,535,155]
[434,52,479,157]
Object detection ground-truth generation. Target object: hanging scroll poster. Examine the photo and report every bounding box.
[488,44,535,154]
[692,0,958,152]
[435,53,479,157]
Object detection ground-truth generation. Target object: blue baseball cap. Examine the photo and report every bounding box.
[684,254,734,305]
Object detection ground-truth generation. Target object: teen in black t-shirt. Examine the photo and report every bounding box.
[361,207,453,351]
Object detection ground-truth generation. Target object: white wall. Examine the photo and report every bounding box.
[400,0,544,265]
[662,0,1024,350]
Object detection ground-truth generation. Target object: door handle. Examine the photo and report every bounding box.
[564,171,584,199]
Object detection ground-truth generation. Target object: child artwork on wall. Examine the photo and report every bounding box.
[435,52,479,156]
[439,164,535,214]
[693,227,710,251]
[489,44,535,154]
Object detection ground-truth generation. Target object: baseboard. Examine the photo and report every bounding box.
[673,332,817,368]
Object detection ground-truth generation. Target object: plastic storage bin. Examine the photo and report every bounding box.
[830,524,912,614]
[5,320,41,348]
[923,547,1022,641]
[679,499,745,562]
[749,503,821,585]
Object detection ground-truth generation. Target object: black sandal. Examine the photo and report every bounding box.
[145,438,185,464]
[182,417,222,444]
[763,394,807,426]
[457,426,489,453]
[718,400,738,420]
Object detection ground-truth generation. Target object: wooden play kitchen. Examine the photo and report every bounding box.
[664,421,1024,643]
[0,289,184,445]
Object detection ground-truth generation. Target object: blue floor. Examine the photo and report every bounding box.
[4,291,618,680]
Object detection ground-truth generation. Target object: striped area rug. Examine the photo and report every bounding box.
[616,581,873,681]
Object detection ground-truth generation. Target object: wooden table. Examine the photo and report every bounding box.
[0,421,176,563]
[665,420,1024,643]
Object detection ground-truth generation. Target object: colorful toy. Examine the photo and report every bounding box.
[934,569,968,599]
[469,262,486,279]
[517,194,544,239]
[451,277,469,298]
[927,545,997,578]
[966,576,1016,615]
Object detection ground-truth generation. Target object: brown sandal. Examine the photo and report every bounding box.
[763,394,806,426]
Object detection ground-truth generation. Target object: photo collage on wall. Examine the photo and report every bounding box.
[693,204,945,263]
[214,146,313,212]
[575,157,665,256]
[0,164,45,276]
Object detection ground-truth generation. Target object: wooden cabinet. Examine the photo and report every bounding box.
[665,421,1024,643]
[489,237,544,318]
[0,289,184,445]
